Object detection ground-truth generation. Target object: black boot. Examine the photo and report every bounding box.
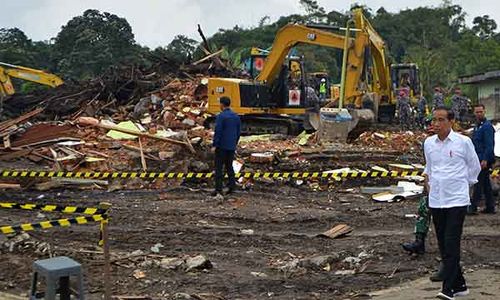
[429,261,445,282]
[402,234,425,254]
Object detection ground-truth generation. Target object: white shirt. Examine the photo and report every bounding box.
[423,130,481,208]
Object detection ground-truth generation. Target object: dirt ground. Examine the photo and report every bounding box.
[1,171,499,300]
[370,268,500,299]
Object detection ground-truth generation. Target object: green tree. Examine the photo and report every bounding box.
[0,28,35,65]
[299,0,326,23]
[472,15,497,39]
[53,9,139,79]
[165,35,198,63]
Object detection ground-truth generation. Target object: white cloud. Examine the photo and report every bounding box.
[0,0,499,47]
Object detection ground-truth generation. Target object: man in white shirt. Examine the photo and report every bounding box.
[423,107,481,300]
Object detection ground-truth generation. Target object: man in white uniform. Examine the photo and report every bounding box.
[423,107,481,300]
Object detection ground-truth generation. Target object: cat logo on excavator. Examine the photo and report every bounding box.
[289,89,301,106]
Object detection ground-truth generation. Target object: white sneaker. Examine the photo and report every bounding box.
[453,287,469,297]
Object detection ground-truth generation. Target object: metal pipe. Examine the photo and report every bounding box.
[305,24,361,32]
[339,20,354,109]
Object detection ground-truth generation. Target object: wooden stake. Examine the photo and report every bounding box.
[99,202,112,300]
[138,137,147,171]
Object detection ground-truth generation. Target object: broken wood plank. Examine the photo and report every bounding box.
[112,296,152,300]
[0,291,25,300]
[192,49,224,66]
[0,107,43,133]
[3,135,11,148]
[317,224,353,239]
[0,148,32,161]
[35,178,108,191]
[85,149,110,158]
[197,24,212,53]
[77,117,195,153]
[0,183,21,189]
[138,137,147,171]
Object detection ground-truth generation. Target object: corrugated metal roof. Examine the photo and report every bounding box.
[458,70,500,84]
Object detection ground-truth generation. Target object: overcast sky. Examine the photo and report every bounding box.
[2,0,499,48]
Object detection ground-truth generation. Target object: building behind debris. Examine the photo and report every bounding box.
[458,70,500,120]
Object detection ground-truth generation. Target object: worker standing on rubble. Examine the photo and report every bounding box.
[469,103,496,214]
[450,87,467,123]
[306,85,320,109]
[397,89,411,129]
[212,96,241,197]
[319,78,327,101]
[423,107,480,299]
[432,87,445,109]
[416,92,428,128]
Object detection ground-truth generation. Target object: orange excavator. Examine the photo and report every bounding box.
[205,9,421,139]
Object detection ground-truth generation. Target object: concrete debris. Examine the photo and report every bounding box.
[334,270,356,275]
[132,270,146,279]
[185,255,213,272]
[4,233,31,252]
[278,258,301,273]
[174,293,193,300]
[150,243,164,253]
[190,160,210,172]
[240,229,255,235]
[249,152,274,163]
[250,271,268,278]
[160,257,185,270]
[299,254,340,269]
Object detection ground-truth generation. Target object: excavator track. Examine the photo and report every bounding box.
[205,114,303,136]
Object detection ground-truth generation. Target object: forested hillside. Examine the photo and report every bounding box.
[2,1,500,97]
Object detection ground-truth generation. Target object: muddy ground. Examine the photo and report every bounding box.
[0,152,499,300]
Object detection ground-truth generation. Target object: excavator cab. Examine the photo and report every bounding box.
[207,49,311,135]
[307,72,336,101]
[390,63,421,102]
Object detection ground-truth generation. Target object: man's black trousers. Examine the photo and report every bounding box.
[431,206,467,292]
[215,148,235,192]
[472,168,495,211]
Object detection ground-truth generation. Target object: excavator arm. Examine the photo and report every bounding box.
[255,14,389,108]
[256,24,352,84]
[351,9,391,102]
[0,62,64,97]
[256,24,369,105]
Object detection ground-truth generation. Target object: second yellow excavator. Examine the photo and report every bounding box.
[206,9,421,139]
[0,62,64,98]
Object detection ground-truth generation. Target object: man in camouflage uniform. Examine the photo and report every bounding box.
[403,196,431,255]
[397,88,411,129]
[451,87,468,122]
[432,86,444,109]
[306,85,320,109]
[416,92,427,128]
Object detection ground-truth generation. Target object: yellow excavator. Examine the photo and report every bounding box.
[206,9,420,138]
[0,62,64,98]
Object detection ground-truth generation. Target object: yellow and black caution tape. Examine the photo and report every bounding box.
[0,202,107,215]
[0,214,106,235]
[2,169,498,179]
[0,170,212,179]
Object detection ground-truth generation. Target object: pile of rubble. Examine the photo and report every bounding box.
[355,131,427,152]
[0,56,431,192]
[0,59,223,191]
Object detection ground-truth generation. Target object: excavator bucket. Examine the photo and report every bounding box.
[304,109,321,131]
[316,107,375,143]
